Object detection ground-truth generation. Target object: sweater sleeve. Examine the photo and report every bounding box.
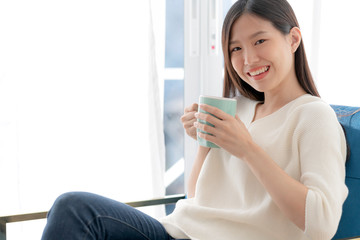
[295,102,348,239]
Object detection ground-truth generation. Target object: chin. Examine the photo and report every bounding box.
[248,84,266,93]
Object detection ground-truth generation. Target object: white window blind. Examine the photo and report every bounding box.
[289,0,359,106]
[0,0,165,239]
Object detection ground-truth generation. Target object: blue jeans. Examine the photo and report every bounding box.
[41,192,178,240]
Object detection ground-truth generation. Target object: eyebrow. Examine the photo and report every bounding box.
[229,30,268,45]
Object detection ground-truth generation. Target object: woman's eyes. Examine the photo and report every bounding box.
[231,39,266,52]
[231,47,242,52]
[255,39,266,45]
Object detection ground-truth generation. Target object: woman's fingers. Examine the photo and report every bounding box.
[195,111,222,128]
[194,105,241,145]
[181,103,234,141]
[181,103,199,140]
[194,121,216,135]
[198,104,231,120]
[197,130,217,143]
[181,103,198,122]
[184,103,198,113]
[196,104,232,127]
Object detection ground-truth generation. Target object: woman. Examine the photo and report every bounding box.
[41,0,348,239]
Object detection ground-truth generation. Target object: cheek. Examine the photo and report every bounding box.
[231,56,245,77]
[272,51,292,76]
[267,43,292,71]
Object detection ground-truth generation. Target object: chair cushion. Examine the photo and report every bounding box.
[331,105,360,239]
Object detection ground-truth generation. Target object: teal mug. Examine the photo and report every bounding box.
[197,95,237,148]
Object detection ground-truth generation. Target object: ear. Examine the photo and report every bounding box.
[289,27,302,53]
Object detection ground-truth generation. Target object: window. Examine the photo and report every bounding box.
[0,1,166,239]
[164,0,185,214]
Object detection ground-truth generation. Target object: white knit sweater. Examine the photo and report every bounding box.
[160,94,348,240]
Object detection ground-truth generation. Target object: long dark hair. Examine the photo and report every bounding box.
[222,0,320,100]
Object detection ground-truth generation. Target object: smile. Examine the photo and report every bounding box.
[247,66,270,77]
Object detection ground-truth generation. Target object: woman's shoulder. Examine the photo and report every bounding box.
[289,95,340,130]
[291,95,336,119]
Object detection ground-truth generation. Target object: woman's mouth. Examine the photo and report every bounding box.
[247,66,270,77]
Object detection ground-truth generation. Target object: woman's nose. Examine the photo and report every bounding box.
[243,48,259,65]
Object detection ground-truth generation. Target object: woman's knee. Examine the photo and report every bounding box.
[42,192,98,239]
[48,192,92,218]
[53,191,88,207]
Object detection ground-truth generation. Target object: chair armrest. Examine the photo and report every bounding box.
[0,194,185,240]
[338,237,360,240]
[126,194,185,208]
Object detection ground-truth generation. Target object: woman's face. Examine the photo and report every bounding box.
[229,13,299,95]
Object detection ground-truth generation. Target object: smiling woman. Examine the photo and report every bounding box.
[175,0,348,239]
[223,1,319,102]
[230,15,300,95]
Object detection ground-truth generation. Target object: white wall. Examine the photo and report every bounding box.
[289,0,360,106]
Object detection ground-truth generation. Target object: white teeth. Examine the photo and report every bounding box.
[249,66,269,76]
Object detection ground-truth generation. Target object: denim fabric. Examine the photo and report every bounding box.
[41,192,176,240]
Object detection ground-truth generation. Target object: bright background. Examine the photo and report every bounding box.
[0,0,359,239]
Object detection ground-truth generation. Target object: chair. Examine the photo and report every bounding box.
[1,105,359,240]
[332,105,360,239]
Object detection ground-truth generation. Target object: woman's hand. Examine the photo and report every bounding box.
[180,103,198,140]
[194,104,253,159]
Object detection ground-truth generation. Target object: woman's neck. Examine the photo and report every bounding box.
[254,80,307,121]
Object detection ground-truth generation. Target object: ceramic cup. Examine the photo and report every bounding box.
[197,95,237,148]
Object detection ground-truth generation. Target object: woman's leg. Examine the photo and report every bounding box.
[41,192,174,240]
